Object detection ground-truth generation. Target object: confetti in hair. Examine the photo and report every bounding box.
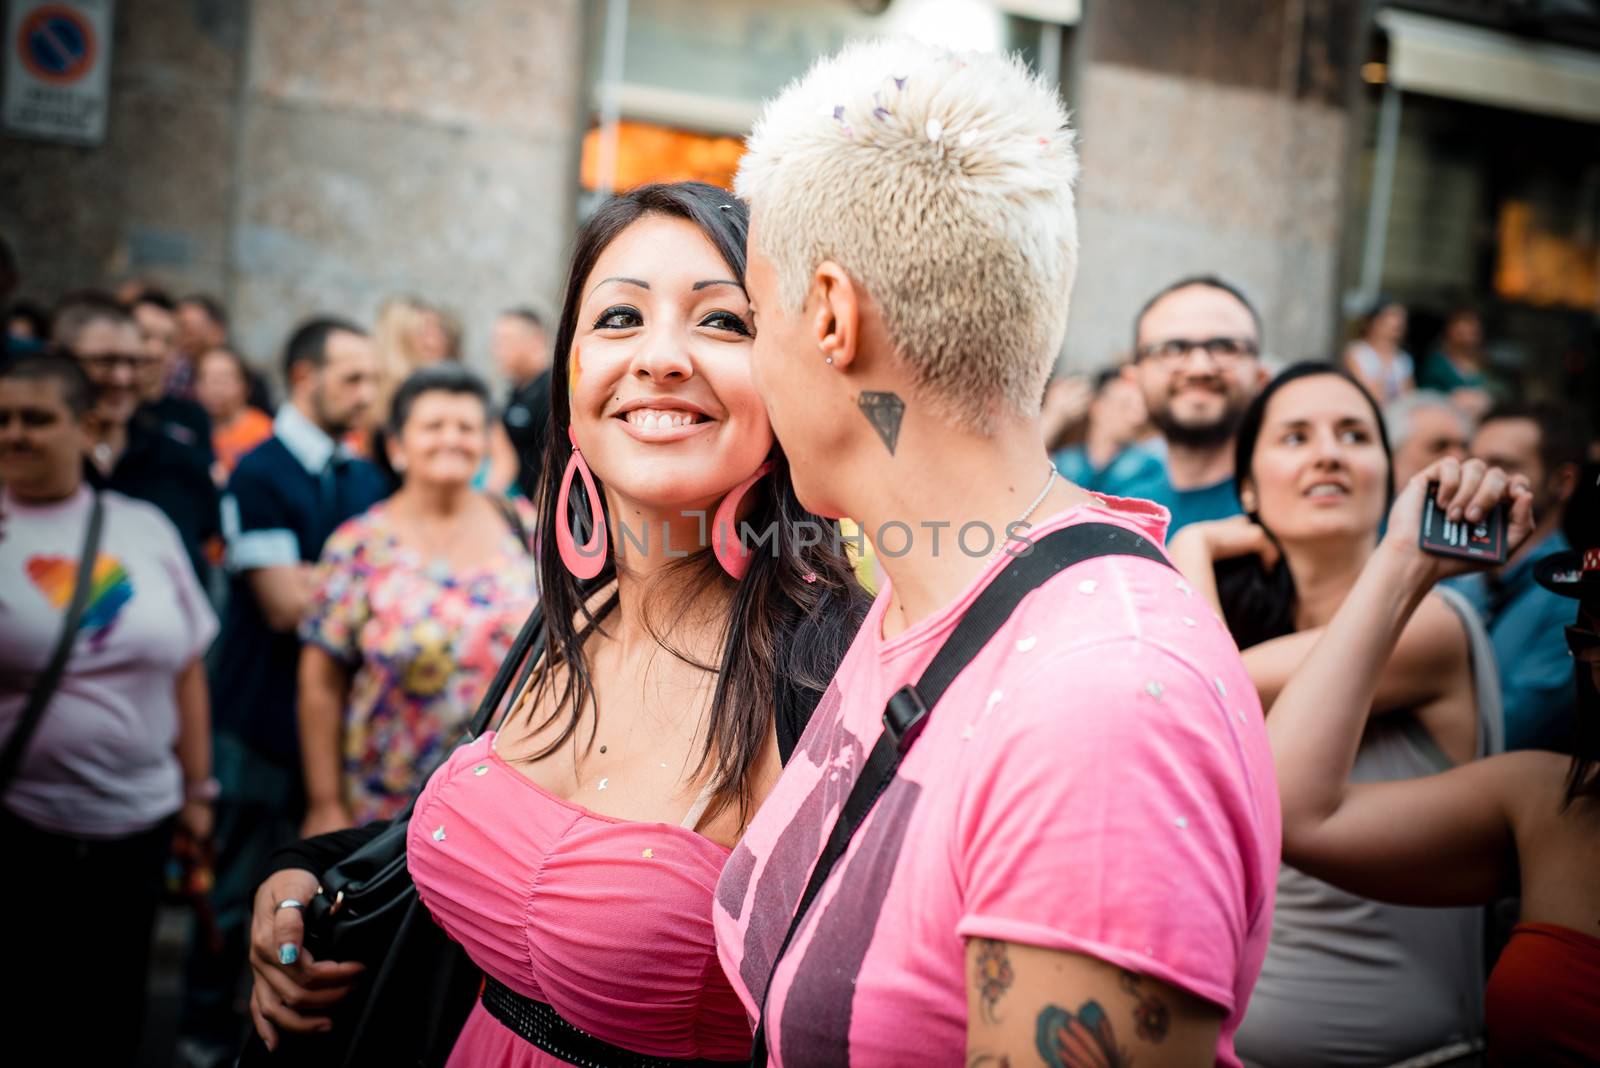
[737,39,1080,432]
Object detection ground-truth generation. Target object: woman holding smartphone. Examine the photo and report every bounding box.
[1170,363,1506,1065]
[1267,455,1600,1065]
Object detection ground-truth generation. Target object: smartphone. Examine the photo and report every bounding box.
[1419,481,1508,565]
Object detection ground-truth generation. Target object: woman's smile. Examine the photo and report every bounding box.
[612,397,716,443]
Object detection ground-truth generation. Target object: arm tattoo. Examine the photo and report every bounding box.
[857,391,905,454]
[1119,970,1171,1044]
[973,938,1015,1023]
[1035,1000,1133,1068]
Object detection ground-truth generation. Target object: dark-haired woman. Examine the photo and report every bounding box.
[1344,298,1414,404]
[1265,457,1600,1065]
[297,364,537,835]
[1170,363,1504,1066]
[245,183,868,1065]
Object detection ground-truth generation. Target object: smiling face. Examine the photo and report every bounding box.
[74,318,149,427]
[1133,284,1263,450]
[0,375,86,497]
[567,213,771,516]
[391,389,488,488]
[1244,374,1391,545]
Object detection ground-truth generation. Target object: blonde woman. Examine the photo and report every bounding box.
[369,297,459,449]
[717,39,1279,1067]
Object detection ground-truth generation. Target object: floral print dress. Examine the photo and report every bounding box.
[301,498,538,823]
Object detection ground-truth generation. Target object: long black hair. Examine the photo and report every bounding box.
[523,182,869,822]
[1216,361,1394,649]
[1568,616,1600,806]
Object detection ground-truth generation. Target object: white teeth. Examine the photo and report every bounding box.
[626,408,700,430]
[1306,484,1345,497]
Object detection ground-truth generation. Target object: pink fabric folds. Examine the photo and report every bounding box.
[408,733,751,1064]
[713,497,1281,1067]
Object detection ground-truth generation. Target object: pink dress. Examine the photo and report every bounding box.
[408,732,752,1065]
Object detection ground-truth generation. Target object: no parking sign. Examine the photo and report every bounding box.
[3,0,115,145]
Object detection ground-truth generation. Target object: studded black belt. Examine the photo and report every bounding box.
[479,973,750,1068]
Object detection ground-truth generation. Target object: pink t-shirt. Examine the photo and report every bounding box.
[712,498,1280,1066]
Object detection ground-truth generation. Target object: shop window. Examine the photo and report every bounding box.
[1494,199,1600,312]
[579,119,745,192]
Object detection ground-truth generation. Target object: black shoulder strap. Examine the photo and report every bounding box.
[490,494,532,555]
[0,491,105,795]
[751,522,1170,1064]
[468,603,545,739]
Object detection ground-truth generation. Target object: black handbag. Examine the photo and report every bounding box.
[239,603,547,1068]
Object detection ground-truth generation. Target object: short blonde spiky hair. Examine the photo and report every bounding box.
[737,38,1079,432]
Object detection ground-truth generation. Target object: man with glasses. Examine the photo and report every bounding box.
[1123,275,1269,534]
[50,293,218,582]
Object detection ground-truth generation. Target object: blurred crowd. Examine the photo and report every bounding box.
[0,271,558,1065]
[1,61,1598,1065]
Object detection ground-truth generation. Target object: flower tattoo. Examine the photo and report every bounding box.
[974,938,1015,1023]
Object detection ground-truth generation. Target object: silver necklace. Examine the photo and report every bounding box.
[993,464,1057,559]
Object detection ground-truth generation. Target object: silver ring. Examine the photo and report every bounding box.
[275,898,305,912]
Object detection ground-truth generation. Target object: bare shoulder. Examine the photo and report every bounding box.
[1488,749,1577,821]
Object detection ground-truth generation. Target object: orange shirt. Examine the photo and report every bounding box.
[212,408,275,478]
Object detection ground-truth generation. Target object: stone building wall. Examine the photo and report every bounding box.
[1063,0,1363,369]
[3,0,1361,377]
[1,0,585,380]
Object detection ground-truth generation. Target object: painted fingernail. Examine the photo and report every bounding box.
[279,943,299,965]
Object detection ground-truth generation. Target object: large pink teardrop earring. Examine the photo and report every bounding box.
[556,427,608,579]
[712,461,774,580]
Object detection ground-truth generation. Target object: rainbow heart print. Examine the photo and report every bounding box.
[26,553,134,647]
